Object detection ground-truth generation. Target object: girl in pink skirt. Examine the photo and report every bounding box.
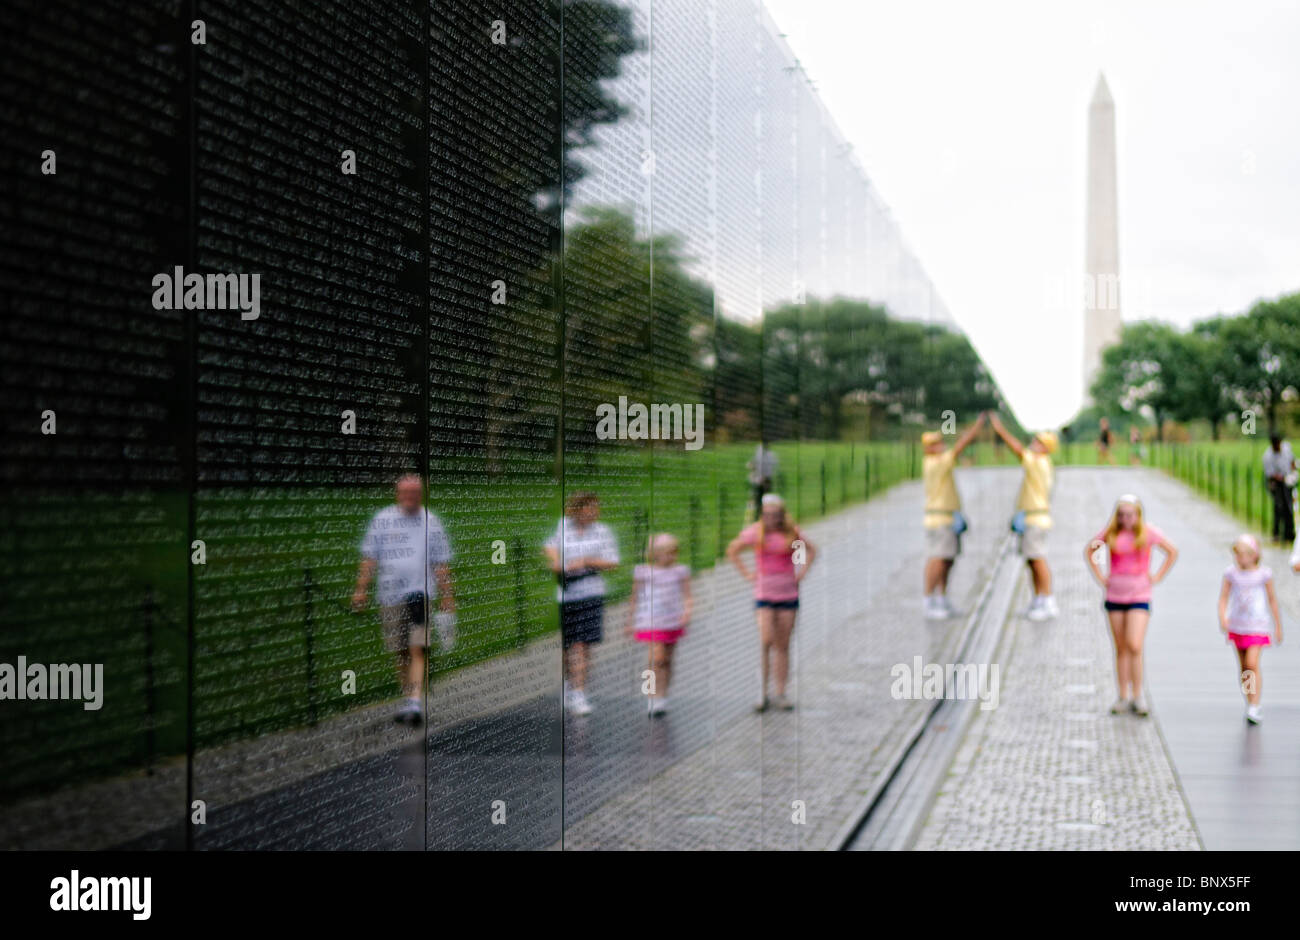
[1218,534,1284,725]
[627,533,692,717]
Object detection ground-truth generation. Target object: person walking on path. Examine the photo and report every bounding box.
[1219,534,1283,725]
[726,493,816,712]
[352,473,456,726]
[921,412,985,620]
[1097,417,1114,464]
[626,533,692,717]
[544,491,620,716]
[1084,494,1178,717]
[989,413,1060,620]
[1262,434,1296,545]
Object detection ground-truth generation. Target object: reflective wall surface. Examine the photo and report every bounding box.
[0,0,997,849]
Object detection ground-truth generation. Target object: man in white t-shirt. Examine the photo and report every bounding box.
[543,491,619,715]
[352,474,455,725]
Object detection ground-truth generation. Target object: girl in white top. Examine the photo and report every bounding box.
[1218,534,1283,724]
[626,533,692,717]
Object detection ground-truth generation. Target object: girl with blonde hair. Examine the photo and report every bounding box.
[1085,494,1178,716]
[726,493,817,712]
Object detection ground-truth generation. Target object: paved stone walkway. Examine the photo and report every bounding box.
[914,468,1202,850]
[560,468,1016,849]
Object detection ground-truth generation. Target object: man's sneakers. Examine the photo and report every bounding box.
[1246,704,1262,725]
[433,611,457,653]
[1026,595,1059,621]
[564,685,594,716]
[393,698,422,726]
[924,594,953,620]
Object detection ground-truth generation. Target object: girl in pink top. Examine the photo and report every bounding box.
[1084,494,1178,717]
[1217,534,1283,725]
[726,493,817,712]
[626,533,693,717]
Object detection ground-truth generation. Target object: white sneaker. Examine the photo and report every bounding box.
[1246,704,1262,725]
[1109,698,1130,715]
[941,595,959,617]
[570,690,593,716]
[650,697,668,717]
[433,611,456,652]
[1041,596,1060,618]
[1131,696,1150,717]
[924,595,950,620]
[1026,597,1050,621]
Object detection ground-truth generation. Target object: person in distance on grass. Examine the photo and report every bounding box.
[626,533,692,717]
[352,473,456,727]
[544,491,619,716]
[726,493,816,712]
[1262,433,1296,546]
[921,411,985,620]
[1219,534,1283,725]
[989,413,1060,620]
[1097,417,1114,464]
[1084,494,1178,717]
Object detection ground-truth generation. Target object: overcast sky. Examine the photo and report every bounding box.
[763,0,1300,429]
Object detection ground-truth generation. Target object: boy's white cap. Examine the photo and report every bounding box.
[761,493,784,508]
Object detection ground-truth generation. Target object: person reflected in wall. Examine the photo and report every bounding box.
[746,443,779,522]
[921,412,985,620]
[626,533,692,717]
[1262,433,1296,546]
[990,414,1060,620]
[726,493,816,712]
[352,473,456,726]
[544,491,619,716]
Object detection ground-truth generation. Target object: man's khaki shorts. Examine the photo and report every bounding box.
[1019,525,1050,560]
[925,526,961,560]
[380,603,429,652]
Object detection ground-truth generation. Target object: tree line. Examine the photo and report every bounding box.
[1090,293,1300,439]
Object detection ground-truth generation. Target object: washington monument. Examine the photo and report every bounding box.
[1082,73,1120,398]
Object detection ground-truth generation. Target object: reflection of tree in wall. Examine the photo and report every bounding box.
[759,299,1005,441]
[491,209,714,470]
[427,0,640,473]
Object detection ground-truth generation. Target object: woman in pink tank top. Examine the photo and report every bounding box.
[726,493,817,713]
[1084,494,1178,717]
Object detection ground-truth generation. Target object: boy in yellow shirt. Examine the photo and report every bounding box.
[990,413,1059,621]
[922,412,985,619]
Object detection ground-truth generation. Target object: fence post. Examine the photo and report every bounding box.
[688,494,700,571]
[1232,461,1239,516]
[513,536,526,648]
[718,486,728,557]
[303,567,317,727]
[142,585,155,774]
[819,460,827,518]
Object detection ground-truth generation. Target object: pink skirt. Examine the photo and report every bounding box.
[635,628,684,644]
[1228,632,1271,651]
